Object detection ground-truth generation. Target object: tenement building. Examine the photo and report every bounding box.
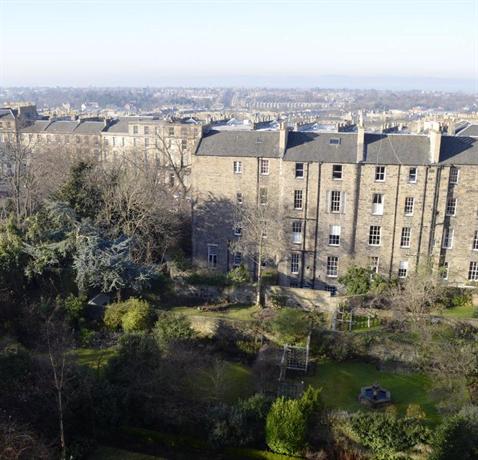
[191,124,478,290]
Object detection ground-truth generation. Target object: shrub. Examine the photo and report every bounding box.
[265,387,320,455]
[345,412,430,458]
[271,308,309,344]
[431,406,478,460]
[104,298,152,333]
[338,265,372,296]
[406,404,426,420]
[153,311,196,348]
[186,271,230,287]
[63,294,87,326]
[226,265,251,285]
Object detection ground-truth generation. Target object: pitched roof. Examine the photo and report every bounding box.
[196,130,281,158]
[439,135,478,164]
[363,134,430,165]
[45,121,78,134]
[457,124,478,137]
[74,121,105,134]
[19,120,51,133]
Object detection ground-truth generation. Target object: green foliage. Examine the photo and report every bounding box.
[406,403,426,420]
[57,161,102,220]
[208,394,271,448]
[431,406,478,460]
[0,216,27,292]
[153,311,196,348]
[265,387,321,456]
[227,265,251,285]
[62,294,87,327]
[104,298,153,332]
[271,308,309,344]
[345,412,430,458]
[270,293,289,308]
[186,270,230,286]
[338,265,372,295]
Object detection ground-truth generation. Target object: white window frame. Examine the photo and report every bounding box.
[372,193,384,215]
[259,187,268,205]
[468,261,478,281]
[326,256,338,277]
[292,221,302,244]
[408,167,417,183]
[290,253,300,274]
[234,226,242,237]
[295,162,304,179]
[294,190,303,210]
[328,225,341,246]
[398,260,409,278]
[233,161,243,174]
[207,244,218,268]
[332,164,343,180]
[369,226,381,246]
[400,227,411,248]
[473,231,478,251]
[441,262,449,280]
[442,228,454,249]
[330,190,342,213]
[260,158,270,175]
[233,252,242,267]
[446,198,457,216]
[236,192,243,205]
[370,256,379,274]
[449,167,459,185]
[404,197,414,216]
[375,166,386,182]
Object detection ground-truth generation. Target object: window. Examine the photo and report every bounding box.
[236,192,243,205]
[326,256,338,277]
[145,138,149,147]
[332,165,343,180]
[442,228,454,249]
[292,221,302,244]
[144,126,150,135]
[446,198,457,216]
[398,261,409,278]
[400,227,411,248]
[468,262,478,281]
[233,252,242,267]
[295,162,304,178]
[375,166,386,182]
[168,127,175,136]
[133,125,139,134]
[330,191,342,213]
[370,256,379,274]
[104,138,109,146]
[233,161,242,174]
[234,226,242,237]
[329,137,341,145]
[294,190,303,210]
[260,188,268,205]
[260,159,269,175]
[441,262,449,280]
[181,139,187,150]
[408,167,417,183]
[290,254,300,274]
[207,244,218,268]
[404,197,414,216]
[369,226,381,246]
[473,231,478,250]
[449,167,459,184]
[329,225,341,246]
[372,193,384,215]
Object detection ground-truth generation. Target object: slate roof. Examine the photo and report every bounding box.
[19,120,50,133]
[457,124,478,137]
[0,109,15,120]
[363,134,430,165]
[196,130,281,158]
[45,121,78,134]
[439,135,478,164]
[74,121,105,134]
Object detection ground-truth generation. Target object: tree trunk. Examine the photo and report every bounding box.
[58,388,66,460]
[256,244,263,307]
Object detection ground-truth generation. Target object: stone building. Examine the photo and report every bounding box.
[191,124,478,290]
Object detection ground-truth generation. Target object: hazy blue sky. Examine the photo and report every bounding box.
[1,0,477,90]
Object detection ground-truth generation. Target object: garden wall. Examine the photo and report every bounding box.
[265,286,339,311]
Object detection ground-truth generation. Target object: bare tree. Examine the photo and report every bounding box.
[230,202,286,306]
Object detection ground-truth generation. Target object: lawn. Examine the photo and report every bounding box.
[440,305,477,319]
[171,304,259,321]
[305,360,439,420]
[89,446,165,460]
[73,347,117,369]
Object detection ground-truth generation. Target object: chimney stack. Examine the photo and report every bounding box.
[356,125,365,163]
[279,120,288,156]
[429,129,442,163]
[448,119,456,135]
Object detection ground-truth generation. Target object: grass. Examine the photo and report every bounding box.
[440,304,477,319]
[73,347,117,369]
[190,361,256,403]
[89,446,165,460]
[305,360,439,421]
[171,303,259,321]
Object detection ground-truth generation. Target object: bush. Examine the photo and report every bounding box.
[186,271,230,287]
[62,294,87,328]
[345,412,430,458]
[431,406,478,460]
[338,265,372,296]
[265,387,320,455]
[153,311,196,348]
[226,265,251,285]
[271,308,309,344]
[104,298,152,333]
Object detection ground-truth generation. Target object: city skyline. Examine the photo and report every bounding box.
[1,0,477,91]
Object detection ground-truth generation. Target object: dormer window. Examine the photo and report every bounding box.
[329,137,341,145]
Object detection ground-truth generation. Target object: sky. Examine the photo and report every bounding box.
[0,0,477,91]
